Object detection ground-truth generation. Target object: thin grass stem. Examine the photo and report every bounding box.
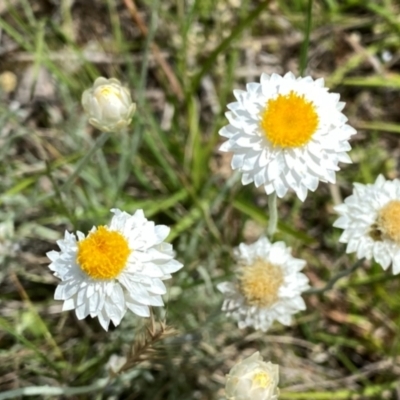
[299,0,313,75]
[60,131,110,192]
[305,258,365,295]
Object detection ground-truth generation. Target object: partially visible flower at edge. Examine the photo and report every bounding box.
[47,208,183,331]
[81,77,136,132]
[217,236,309,332]
[219,72,356,201]
[225,352,279,400]
[334,174,400,274]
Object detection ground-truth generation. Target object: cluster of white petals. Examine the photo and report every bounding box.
[334,175,400,274]
[225,352,279,400]
[81,77,136,132]
[219,72,356,201]
[217,237,309,332]
[47,209,182,330]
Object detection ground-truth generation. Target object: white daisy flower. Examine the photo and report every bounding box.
[47,209,183,331]
[334,175,400,275]
[225,352,279,400]
[219,72,356,201]
[217,236,309,332]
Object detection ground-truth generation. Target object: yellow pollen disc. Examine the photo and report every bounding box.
[252,371,272,389]
[238,258,284,307]
[260,91,319,148]
[375,200,400,245]
[77,226,130,280]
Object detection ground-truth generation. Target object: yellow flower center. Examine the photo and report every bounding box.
[238,258,284,307]
[252,371,272,389]
[96,85,121,101]
[77,226,130,280]
[371,200,400,245]
[260,91,319,148]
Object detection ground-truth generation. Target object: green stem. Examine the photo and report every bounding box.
[305,258,364,295]
[267,192,278,239]
[61,131,110,192]
[299,0,313,76]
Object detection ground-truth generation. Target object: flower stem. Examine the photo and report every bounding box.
[305,258,364,295]
[61,131,110,192]
[299,0,313,76]
[267,192,278,239]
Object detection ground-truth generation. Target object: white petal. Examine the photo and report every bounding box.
[126,302,150,317]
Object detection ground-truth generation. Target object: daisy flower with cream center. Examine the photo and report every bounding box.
[334,175,400,274]
[217,236,309,332]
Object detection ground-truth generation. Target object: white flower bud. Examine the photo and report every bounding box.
[81,77,136,132]
[225,352,279,400]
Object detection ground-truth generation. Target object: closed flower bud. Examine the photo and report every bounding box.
[81,77,136,132]
[225,352,279,400]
